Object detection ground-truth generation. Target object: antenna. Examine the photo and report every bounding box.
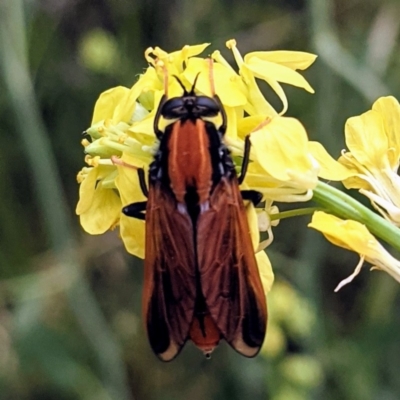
[172,75,189,95]
[172,73,201,96]
[189,72,201,95]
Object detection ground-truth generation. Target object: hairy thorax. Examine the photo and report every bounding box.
[167,119,212,205]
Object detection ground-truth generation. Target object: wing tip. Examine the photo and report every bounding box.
[156,341,182,362]
[230,337,263,358]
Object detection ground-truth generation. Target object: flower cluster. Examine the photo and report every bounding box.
[76,40,318,294]
[76,39,400,293]
[311,97,400,226]
[308,97,400,289]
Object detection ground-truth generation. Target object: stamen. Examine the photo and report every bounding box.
[226,39,244,68]
[334,255,365,292]
[251,117,272,134]
[117,134,128,144]
[81,138,90,147]
[226,39,237,49]
[208,58,215,96]
[161,63,169,96]
[144,47,155,64]
[85,155,100,167]
[76,170,85,183]
[111,155,139,170]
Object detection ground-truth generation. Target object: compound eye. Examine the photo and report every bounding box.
[162,98,187,119]
[171,106,187,116]
[194,96,220,116]
[194,105,207,113]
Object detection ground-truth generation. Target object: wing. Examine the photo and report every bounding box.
[196,177,267,357]
[144,182,197,361]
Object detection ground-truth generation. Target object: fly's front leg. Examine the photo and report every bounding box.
[122,168,148,220]
[137,168,149,197]
[238,135,251,184]
[241,190,263,206]
[154,94,167,139]
[123,201,147,220]
[238,135,262,206]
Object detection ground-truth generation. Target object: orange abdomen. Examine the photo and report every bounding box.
[189,313,221,357]
[167,119,212,204]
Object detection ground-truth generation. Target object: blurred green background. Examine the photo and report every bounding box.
[1,0,400,399]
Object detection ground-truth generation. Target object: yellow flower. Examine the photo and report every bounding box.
[309,211,400,290]
[76,75,158,246]
[114,153,146,259]
[309,96,400,226]
[76,40,317,275]
[76,164,121,234]
[145,43,210,78]
[307,141,354,181]
[246,200,275,292]
[234,115,320,202]
[184,57,247,108]
[225,39,316,115]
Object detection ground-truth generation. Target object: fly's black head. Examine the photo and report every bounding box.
[161,74,221,121]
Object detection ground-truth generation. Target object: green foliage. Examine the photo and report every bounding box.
[1,0,400,399]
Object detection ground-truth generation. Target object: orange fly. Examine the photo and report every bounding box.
[123,63,267,361]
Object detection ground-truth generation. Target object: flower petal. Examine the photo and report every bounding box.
[79,185,121,234]
[237,115,266,139]
[308,141,355,181]
[309,211,400,288]
[261,76,288,115]
[147,43,210,77]
[119,215,145,259]
[224,106,240,140]
[308,211,380,257]
[245,201,260,250]
[184,58,247,107]
[372,96,400,164]
[169,43,210,71]
[129,112,157,138]
[245,57,315,93]
[241,65,278,116]
[339,153,374,191]
[179,43,210,58]
[114,153,147,258]
[91,86,130,125]
[244,50,317,71]
[345,109,388,168]
[256,251,274,294]
[243,198,274,294]
[76,167,98,215]
[251,117,314,182]
[113,78,149,123]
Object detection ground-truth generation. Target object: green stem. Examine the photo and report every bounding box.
[270,207,321,221]
[313,181,400,252]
